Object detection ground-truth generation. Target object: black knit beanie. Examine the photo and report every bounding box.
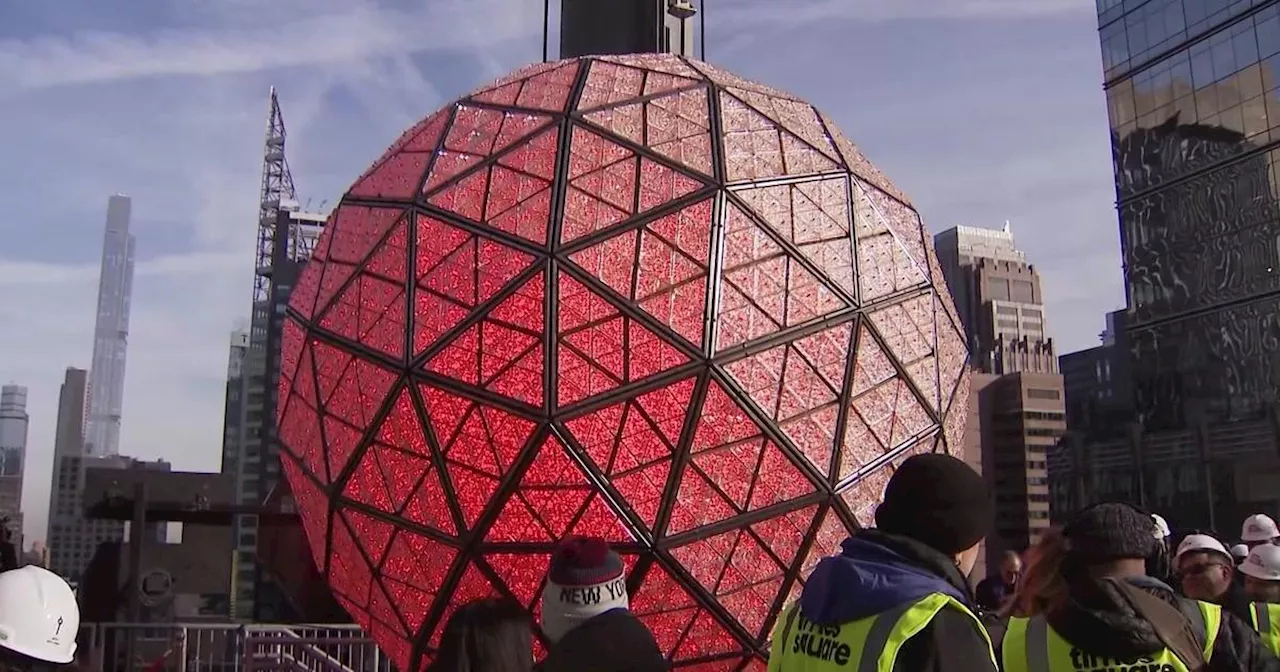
[874,453,994,555]
[1063,502,1155,563]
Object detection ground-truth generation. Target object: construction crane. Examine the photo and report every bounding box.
[253,87,312,303]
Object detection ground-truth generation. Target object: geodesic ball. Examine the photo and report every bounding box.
[276,54,971,671]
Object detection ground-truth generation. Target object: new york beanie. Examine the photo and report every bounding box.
[541,536,629,642]
[874,453,994,555]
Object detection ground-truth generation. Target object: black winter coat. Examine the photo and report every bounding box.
[539,609,668,672]
[996,575,1280,672]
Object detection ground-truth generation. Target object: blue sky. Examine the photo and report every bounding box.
[0,0,1121,542]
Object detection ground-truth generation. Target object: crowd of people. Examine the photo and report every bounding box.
[2,452,1280,671]
[417,454,1280,671]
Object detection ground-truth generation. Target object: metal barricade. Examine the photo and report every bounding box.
[77,624,386,672]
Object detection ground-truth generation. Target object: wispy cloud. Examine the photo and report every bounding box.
[712,0,1089,27]
[0,0,539,90]
[0,251,243,286]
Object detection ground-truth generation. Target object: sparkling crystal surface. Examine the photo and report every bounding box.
[278,54,969,670]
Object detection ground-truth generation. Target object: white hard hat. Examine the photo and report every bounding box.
[1231,544,1250,561]
[1241,514,1280,542]
[1239,544,1280,582]
[1175,534,1232,563]
[0,565,79,663]
[1152,514,1171,539]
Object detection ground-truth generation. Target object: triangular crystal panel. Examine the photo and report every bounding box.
[419,385,536,529]
[725,87,840,162]
[630,562,703,658]
[868,294,941,413]
[942,365,973,458]
[556,273,688,407]
[413,213,537,357]
[563,378,694,532]
[733,177,855,297]
[312,206,405,317]
[561,125,704,244]
[569,198,713,348]
[278,452,329,571]
[853,181,929,303]
[349,110,449,201]
[576,60,647,111]
[423,107,554,195]
[718,91,839,183]
[382,528,455,638]
[319,271,406,360]
[716,203,845,352]
[490,434,630,541]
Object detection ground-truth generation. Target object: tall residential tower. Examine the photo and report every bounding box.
[85,195,136,457]
[0,385,28,546]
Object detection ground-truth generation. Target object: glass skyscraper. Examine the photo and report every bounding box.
[86,194,135,457]
[1100,0,1280,430]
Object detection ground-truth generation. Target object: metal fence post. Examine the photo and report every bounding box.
[177,627,188,672]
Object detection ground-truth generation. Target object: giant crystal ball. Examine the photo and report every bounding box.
[277,54,971,670]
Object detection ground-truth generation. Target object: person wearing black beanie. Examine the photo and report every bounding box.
[999,502,1280,672]
[768,453,998,672]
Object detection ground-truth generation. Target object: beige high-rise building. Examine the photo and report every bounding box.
[935,225,1064,560]
[934,223,1057,375]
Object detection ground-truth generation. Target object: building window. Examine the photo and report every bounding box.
[1011,280,1034,303]
[1027,388,1061,400]
[987,278,1010,301]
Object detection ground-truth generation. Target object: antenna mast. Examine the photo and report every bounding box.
[253,87,299,303]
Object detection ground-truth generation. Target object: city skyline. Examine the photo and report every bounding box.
[85,194,135,458]
[0,0,1121,542]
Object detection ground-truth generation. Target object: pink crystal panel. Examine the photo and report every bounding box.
[277,53,968,668]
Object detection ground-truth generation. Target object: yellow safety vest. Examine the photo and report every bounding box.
[1249,602,1280,658]
[766,592,996,672]
[1002,600,1221,672]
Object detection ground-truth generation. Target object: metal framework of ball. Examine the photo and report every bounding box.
[277,54,971,670]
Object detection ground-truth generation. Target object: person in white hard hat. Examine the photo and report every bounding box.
[1176,533,1254,622]
[1240,544,1280,657]
[1242,514,1280,549]
[1152,513,1172,540]
[1241,545,1280,604]
[0,565,79,669]
[1235,544,1253,565]
[1148,513,1174,585]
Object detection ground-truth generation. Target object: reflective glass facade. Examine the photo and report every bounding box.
[86,194,134,457]
[1101,0,1280,429]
